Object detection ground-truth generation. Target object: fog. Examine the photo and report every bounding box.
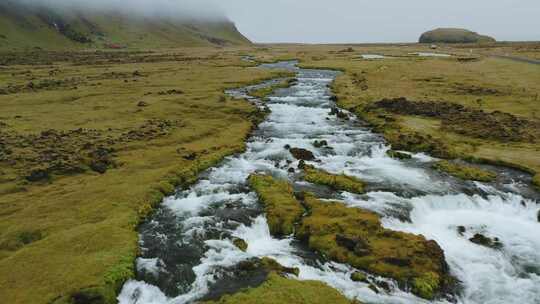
[16,0,225,20]
[13,0,540,42]
[223,0,540,43]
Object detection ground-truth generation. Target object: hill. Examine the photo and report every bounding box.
[419,28,496,44]
[0,1,250,50]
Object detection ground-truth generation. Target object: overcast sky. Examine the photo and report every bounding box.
[222,0,540,43]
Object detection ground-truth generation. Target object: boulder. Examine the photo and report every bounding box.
[289,147,315,161]
[233,238,248,252]
[469,233,503,249]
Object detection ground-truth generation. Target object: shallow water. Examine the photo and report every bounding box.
[412,52,452,57]
[360,54,387,59]
[118,61,540,304]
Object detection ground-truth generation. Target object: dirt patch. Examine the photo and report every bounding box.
[450,83,503,96]
[0,77,83,95]
[0,119,183,184]
[371,97,540,142]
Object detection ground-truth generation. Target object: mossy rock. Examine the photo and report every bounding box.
[304,166,365,194]
[350,272,368,283]
[233,238,248,252]
[386,150,412,160]
[248,174,304,236]
[296,194,453,300]
[203,272,356,304]
[433,160,496,182]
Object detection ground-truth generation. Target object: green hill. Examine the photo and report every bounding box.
[0,1,251,50]
[419,28,496,44]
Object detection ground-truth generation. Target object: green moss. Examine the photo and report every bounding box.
[433,160,497,182]
[532,174,540,190]
[296,194,452,300]
[303,166,365,194]
[250,77,296,100]
[204,272,355,304]
[233,238,248,252]
[350,272,368,283]
[386,150,412,160]
[248,174,304,236]
[412,271,440,300]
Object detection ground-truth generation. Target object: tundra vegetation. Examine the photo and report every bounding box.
[0,40,539,303]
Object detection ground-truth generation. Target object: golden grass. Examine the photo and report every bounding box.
[204,272,355,304]
[248,174,304,236]
[0,47,285,304]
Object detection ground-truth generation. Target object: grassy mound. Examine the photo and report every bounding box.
[419,28,495,44]
[303,165,365,194]
[297,194,453,300]
[204,272,355,304]
[249,173,454,300]
[248,174,304,236]
[433,160,497,182]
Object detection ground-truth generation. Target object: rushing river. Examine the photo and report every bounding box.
[118,61,540,304]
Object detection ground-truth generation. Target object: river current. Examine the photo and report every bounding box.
[118,61,540,304]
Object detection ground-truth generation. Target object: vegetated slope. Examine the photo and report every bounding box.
[419,28,495,44]
[0,1,251,50]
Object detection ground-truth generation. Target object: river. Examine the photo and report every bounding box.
[118,61,540,304]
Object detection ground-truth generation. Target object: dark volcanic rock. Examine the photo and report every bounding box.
[26,168,50,182]
[469,233,503,249]
[289,147,315,161]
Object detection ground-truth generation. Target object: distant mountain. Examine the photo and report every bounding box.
[0,1,251,50]
[419,28,496,44]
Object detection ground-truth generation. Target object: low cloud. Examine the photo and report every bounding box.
[16,0,226,20]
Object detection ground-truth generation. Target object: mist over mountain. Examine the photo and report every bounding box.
[16,0,225,20]
[0,0,250,49]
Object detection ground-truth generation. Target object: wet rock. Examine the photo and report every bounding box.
[350,272,368,283]
[137,101,149,107]
[233,238,248,252]
[386,150,412,160]
[313,140,328,148]
[457,226,466,236]
[287,167,295,173]
[368,283,380,294]
[537,210,540,223]
[329,95,338,102]
[335,234,372,256]
[336,111,349,120]
[376,280,392,293]
[284,144,291,150]
[469,233,503,249]
[289,147,315,161]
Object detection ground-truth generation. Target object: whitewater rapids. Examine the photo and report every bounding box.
[118,61,540,304]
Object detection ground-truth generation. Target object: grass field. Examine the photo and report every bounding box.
[0,48,288,304]
[0,42,539,303]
